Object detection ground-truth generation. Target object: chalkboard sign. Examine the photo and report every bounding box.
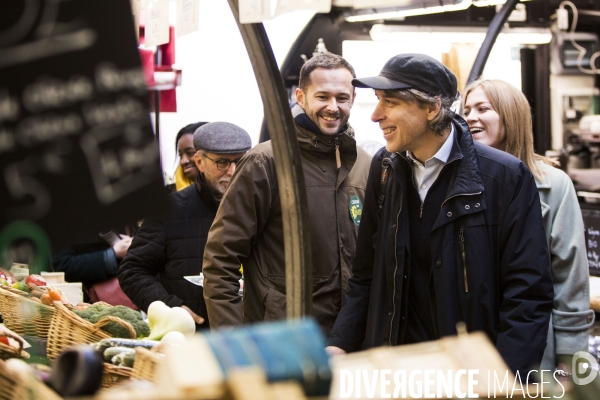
[583,209,600,276]
[0,1,166,249]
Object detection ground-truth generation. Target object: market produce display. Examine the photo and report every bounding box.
[146,301,195,340]
[73,303,150,338]
[92,338,160,368]
[1,273,69,306]
[0,275,56,338]
[0,270,15,287]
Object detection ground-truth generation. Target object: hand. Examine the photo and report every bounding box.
[325,346,346,357]
[181,305,205,325]
[0,325,25,350]
[112,235,132,259]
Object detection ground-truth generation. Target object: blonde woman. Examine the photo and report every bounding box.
[463,79,594,370]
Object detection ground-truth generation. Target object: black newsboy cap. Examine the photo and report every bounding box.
[352,53,458,99]
[193,122,252,154]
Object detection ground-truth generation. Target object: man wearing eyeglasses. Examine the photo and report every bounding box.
[202,53,372,336]
[194,140,246,201]
[118,122,252,329]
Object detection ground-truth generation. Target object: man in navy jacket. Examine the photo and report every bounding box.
[326,54,553,375]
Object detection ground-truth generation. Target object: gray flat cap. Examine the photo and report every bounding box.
[193,122,252,154]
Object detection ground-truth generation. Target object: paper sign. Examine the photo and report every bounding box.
[275,0,331,15]
[177,0,199,37]
[130,0,142,41]
[145,0,170,46]
[239,0,272,24]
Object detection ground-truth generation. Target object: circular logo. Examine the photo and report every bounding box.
[572,351,599,385]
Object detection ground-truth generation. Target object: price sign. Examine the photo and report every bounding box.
[0,0,166,248]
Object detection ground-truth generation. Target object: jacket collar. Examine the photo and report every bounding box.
[442,113,485,200]
[535,163,552,189]
[194,174,220,214]
[536,178,551,190]
[395,113,485,199]
[291,103,357,158]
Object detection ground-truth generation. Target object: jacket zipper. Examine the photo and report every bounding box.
[459,228,468,293]
[334,137,341,169]
[389,194,402,345]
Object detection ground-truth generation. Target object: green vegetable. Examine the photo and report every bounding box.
[122,351,136,368]
[146,301,195,340]
[96,338,159,354]
[104,347,135,363]
[74,304,150,338]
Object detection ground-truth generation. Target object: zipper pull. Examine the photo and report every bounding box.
[419,203,423,219]
[335,140,341,169]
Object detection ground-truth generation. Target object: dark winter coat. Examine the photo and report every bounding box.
[52,241,119,288]
[202,111,371,337]
[118,178,219,329]
[328,114,553,374]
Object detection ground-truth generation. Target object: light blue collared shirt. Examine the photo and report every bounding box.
[406,125,455,202]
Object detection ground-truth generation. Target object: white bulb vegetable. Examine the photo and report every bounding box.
[146,301,195,340]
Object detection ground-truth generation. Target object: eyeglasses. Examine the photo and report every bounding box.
[202,153,243,172]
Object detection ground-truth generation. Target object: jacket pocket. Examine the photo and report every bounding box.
[263,286,286,321]
[459,228,468,293]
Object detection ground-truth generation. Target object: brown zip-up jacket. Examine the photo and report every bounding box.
[202,121,371,336]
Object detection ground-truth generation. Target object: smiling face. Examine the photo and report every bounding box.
[295,67,355,135]
[463,86,505,148]
[371,90,441,160]
[177,133,198,181]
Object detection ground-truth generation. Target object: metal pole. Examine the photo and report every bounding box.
[227,0,313,319]
[466,0,520,87]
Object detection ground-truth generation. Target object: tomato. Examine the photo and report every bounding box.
[0,336,9,346]
[25,274,47,287]
[48,288,62,301]
[40,293,53,306]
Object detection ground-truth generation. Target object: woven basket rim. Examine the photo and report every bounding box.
[0,286,28,297]
[0,286,55,312]
[0,342,21,359]
[54,302,136,338]
[104,362,133,374]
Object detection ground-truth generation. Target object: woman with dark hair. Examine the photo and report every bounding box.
[174,122,208,191]
[463,79,594,370]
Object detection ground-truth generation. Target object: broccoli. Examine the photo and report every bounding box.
[73,303,111,322]
[74,305,150,338]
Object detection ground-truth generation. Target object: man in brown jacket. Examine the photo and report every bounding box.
[202,53,371,336]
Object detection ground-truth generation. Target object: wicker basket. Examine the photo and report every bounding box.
[130,345,164,382]
[102,362,133,388]
[46,302,136,360]
[0,358,62,400]
[0,286,55,337]
[0,342,22,361]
